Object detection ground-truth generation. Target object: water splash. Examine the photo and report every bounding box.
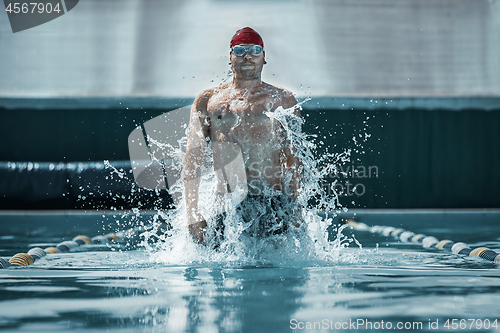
[138,100,361,267]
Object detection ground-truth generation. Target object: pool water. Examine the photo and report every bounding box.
[1,210,500,333]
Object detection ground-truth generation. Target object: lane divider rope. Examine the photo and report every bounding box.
[4,217,497,268]
[343,218,500,264]
[0,225,155,269]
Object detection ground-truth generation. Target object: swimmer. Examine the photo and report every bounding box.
[183,27,303,244]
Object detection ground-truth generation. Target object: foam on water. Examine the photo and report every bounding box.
[136,100,361,268]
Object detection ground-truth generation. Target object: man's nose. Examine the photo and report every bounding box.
[243,52,253,60]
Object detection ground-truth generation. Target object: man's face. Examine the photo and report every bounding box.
[230,44,265,80]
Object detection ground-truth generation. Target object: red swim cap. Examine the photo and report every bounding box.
[230,27,264,48]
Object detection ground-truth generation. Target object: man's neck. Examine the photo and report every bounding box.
[232,76,262,90]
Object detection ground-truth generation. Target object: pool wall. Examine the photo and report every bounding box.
[0,97,499,209]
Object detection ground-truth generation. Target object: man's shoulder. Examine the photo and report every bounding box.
[194,88,215,105]
[262,83,297,107]
[194,84,230,105]
[262,82,294,97]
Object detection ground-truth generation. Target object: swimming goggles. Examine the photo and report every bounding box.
[231,45,264,56]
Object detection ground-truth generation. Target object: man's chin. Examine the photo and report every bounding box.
[234,68,262,80]
[238,70,257,77]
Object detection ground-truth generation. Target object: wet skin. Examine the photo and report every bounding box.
[183,44,302,243]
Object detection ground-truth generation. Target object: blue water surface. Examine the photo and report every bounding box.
[1,210,499,333]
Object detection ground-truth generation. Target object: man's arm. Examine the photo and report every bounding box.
[280,91,303,198]
[281,92,304,227]
[183,90,211,243]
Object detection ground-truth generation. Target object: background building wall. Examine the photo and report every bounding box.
[1,0,499,97]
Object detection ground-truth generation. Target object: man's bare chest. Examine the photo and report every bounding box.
[206,93,276,131]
